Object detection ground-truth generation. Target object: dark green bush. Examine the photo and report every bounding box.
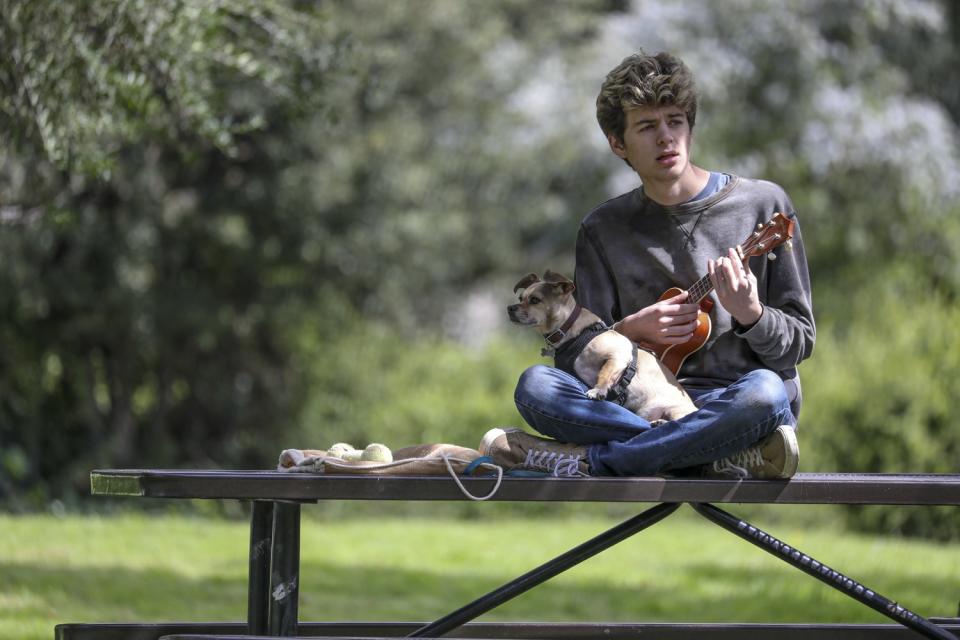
[294,321,534,455]
[802,273,960,539]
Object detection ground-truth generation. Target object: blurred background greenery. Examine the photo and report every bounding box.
[2,0,959,539]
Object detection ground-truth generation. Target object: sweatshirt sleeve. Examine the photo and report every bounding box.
[573,223,619,325]
[734,213,816,370]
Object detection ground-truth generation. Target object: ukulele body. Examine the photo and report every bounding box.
[649,287,713,376]
[637,212,795,378]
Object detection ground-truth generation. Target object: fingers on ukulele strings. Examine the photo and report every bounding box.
[708,258,724,287]
[738,250,754,277]
[665,289,689,304]
[662,294,697,317]
[662,305,698,324]
[660,327,694,343]
[722,255,743,286]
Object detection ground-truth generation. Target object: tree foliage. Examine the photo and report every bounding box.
[1,0,959,539]
[0,0,339,175]
[1,0,346,502]
[0,0,614,504]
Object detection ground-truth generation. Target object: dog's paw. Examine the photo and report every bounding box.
[649,419,668,428]
[586,387,607,401]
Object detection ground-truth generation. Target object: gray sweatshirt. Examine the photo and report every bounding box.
[574,175,815,416]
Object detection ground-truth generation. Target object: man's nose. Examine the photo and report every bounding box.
[657,122,673,144]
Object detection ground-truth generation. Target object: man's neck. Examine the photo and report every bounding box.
[642,164,710,206]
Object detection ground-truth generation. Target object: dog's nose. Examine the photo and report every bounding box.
[507,304,520,319]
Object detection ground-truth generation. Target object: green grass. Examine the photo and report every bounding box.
[3,509,959,640]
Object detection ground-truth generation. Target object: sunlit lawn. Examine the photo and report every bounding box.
[3,508,958,640]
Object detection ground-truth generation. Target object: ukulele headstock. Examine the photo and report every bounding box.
[739,212,795,259]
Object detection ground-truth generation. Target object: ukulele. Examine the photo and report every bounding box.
[644,212,796,375]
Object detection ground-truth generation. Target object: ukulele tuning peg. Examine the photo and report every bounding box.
[786,240,794,251]
[756,223,764,230]
[767,252,777,261]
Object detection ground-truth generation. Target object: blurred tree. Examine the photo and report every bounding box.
[281,0,620,329]
[0,0,616,504]
[2,0,958,542]
[0,0,347,503]
[0,0,338,175]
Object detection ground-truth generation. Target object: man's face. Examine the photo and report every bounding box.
[608,105,693,184]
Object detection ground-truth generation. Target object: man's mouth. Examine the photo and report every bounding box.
[657,151,679,165]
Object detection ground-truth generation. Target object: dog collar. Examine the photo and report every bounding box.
[544,304,582,346]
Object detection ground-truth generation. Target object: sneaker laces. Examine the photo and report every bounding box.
[730,445,764,470]
[523,449,586,478]
[709,458,749,479]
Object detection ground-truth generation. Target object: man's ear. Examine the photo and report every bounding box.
[607,133,627,160]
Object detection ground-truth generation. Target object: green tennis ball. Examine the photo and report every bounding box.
[342,448,364,462]
[361,443,393,463]
[328,442,357,459]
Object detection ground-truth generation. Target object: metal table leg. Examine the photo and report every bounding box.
[248,500,275,635]
[691,502,958,640]
[408,501,682,638]
[268,501,301,637]
[247,500,302,637]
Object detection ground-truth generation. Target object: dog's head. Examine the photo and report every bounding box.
[507,270,576,334]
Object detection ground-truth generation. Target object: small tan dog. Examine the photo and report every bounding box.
[509,270,696,423]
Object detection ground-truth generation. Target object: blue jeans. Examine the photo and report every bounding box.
[513,365,795,477]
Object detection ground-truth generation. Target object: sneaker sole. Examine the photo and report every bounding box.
[478,427,523,456]
[775,425,800,478]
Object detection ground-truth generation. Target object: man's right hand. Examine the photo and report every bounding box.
[613,290,700,345]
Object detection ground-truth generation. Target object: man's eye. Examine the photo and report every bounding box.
[528,296,541,305]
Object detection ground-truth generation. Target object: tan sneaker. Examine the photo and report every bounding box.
[479,427,590,477]
[707,425,799,479]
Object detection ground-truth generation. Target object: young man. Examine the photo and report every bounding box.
[481,51,815,478]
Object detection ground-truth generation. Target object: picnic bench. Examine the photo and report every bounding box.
[55,470,960,640]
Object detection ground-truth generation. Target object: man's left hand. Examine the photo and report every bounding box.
[707,247,763,327]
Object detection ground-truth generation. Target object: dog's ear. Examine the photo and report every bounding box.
[543,269,572,284]
[513,273,541,293]
[543,270,575,294]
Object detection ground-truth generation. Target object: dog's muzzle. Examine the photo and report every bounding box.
[507,304,533,324]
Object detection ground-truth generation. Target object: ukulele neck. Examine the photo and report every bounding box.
[687,274,713,305]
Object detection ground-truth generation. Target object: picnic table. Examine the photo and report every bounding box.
[55,470,960,640]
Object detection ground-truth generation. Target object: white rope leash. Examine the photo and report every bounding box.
[440,454,504,501]
[293,453,505,501]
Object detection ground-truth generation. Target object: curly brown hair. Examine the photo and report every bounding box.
[596,52,699,142]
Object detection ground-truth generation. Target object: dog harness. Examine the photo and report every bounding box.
[552,322,638,406]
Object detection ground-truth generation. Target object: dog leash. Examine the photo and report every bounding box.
[283,453,506,501]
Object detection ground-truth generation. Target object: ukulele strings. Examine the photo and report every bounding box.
[686,232,766,304]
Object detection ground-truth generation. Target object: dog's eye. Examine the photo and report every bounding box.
[528,296,541,305]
